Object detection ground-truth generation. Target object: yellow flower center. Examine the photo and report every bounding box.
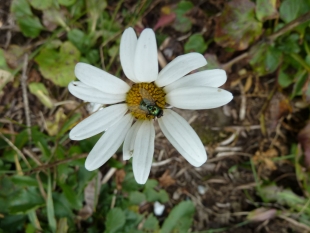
[126,82,166,120]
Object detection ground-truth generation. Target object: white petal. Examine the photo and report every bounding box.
[134,29,158,82]
[155,53,207,87]
[123,120,143,160]
[158,109,206,167]
[75,63,130,94]
[164,69,227,93]
[70,104,128,140]
[85,114,134,171]
[166,86,233,110]
[120,27,139,82]
[132,120,155,184]
[68,81,126,104]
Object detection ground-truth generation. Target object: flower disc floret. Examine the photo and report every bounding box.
[126,82,166,120]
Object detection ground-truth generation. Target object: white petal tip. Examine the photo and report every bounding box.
[74,62,86,75]
[190,156,207,167]
[85,154,100,171]
[69,131,77,140]
[135,177,148,185]
[85,161,97,171]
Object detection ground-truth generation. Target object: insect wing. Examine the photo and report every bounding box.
[139,88,156,104]
[128,105,148,115]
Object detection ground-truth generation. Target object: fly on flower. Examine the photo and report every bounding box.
[128,87,164,119]
[68,27,233,184]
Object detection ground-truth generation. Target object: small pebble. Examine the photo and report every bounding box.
[154,201,165,216]
[198,185,206,195]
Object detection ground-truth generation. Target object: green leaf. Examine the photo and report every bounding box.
[214,0,262,50]
[11,175,39,187]
[278,70,294,88]
[249,43,282,75]
[15,129,29,149]
[27,210,41,232]
[158,190,169,203]
[144,189,169,203]
[256,0,278,21]
[58,113,81,137]
[9,187,45,214]
[0,215,26,233]
[143,179,169,203]
[18,16,43,38]
[60,184,82,210]
[184,34,207,53]
[86,49,100,64]
[11,0,43,38]
[265,46,282,73]
[203,54,221,69]
[25,223,36,233]
[105,208,126,233]
[56,218,69,233]
[292,70,308,98]
[0,49,9,69]
[35,41,80,87]
[67,29,94,53]
[129,191,146,205]
[122,172,143,192]
[279,0,310,23]
[47,173,57,233]
[53,193,74,219]
[143,214,159,231]
[11,0,32,17]
[161,201,195,233]
[28,0,53,10]
[87,0,107,32]
[277,33,301,54]
[172,1,194,33]
[58,0,76,6]
[122,210,144,232]
[144,179,158,189]
[261,185,310,215]
[69,0,85,18]
[0,69,13,93]
[28,82,54,108]
[31,127,51,159]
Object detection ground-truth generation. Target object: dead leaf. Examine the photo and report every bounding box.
[28,69,42,82]
[298,121,310,169]
[302,74,310,103]
[244,76,253,93]
[78,173,102,220]
[267,92,292,131]
[46,108,66,136]
[4,45,25,69]
[159,170,175,188]
[214,0,262,50]
[115,169,126,190]
[154,6,176,31]
[247,208,277,222]
[0,69,13,94]
[253,148,278,172]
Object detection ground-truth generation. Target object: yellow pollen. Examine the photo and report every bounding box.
[126,82,166,120]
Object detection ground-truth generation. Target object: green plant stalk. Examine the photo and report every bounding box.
[290,53,310,72]
[27,209,42,231]
[47,171,57,233]
[250,158,267,203]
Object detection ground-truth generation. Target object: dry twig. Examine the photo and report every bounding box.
[0,132,31,168]
[21,54,32,142]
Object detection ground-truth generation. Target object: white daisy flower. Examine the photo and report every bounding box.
[68,27,233,184]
